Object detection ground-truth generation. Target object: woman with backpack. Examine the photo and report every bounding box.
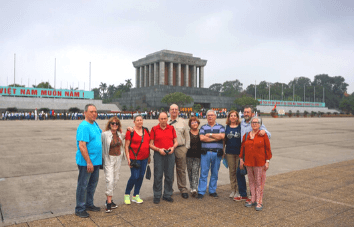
[124,115,151,205]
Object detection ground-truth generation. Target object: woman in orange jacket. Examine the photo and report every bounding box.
[239,116,272,211]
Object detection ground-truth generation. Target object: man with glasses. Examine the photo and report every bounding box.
[233,105,271,202]
[168,104,191,199]
[75,104,102,218]
[197,110,225,199]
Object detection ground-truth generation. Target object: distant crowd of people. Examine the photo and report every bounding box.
[74,103,271,219]
[1,110,231,121]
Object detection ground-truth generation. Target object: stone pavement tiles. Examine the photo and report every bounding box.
[5,159,354,227]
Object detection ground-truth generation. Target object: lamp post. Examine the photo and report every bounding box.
[269,83,271,100]
[303,84,305,106]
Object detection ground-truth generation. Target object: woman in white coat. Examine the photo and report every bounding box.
[102,116,125,213]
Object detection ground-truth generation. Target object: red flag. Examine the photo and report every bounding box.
[272,103,277,111]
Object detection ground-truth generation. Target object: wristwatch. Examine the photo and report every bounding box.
[209,133,212,137]
[266,160,270,163]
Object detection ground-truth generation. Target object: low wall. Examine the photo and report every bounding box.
[256,105,339,114]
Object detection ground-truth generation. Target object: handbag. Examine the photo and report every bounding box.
[145,164,151,180]
[240,132,249,175]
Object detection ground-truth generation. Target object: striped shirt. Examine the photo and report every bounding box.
[199,123,225,150]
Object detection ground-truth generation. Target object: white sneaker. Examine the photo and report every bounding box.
[229,191,236,198]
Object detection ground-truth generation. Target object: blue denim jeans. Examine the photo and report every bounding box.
[236,162,248,197]
[125,159,148,196]
[75,165,100,213]
[197,151,222,195]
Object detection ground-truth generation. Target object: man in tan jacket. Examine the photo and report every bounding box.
[168,104,191,199]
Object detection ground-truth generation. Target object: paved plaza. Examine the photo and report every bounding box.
[0,117,354,226]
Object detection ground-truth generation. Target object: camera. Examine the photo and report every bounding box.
[130,160,141,168]
[164,149,171,154]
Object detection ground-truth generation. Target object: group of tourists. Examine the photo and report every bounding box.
[74,103,272,218]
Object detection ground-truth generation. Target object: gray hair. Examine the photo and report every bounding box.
[133,114,143,121]
[250,116,262,125]
[84,104,96,112]
[206,109,216,116]
[169,104,179,110]
[244,105,254,112]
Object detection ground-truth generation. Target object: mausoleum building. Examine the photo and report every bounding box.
[133,50,207,88]
[116,50,235,110]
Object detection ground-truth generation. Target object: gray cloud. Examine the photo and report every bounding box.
[1,0,353,93]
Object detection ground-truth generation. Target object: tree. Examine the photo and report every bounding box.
[39,108,50,113]
[313,74,349,109]
[33,82,53,89]
[122,105,127,111]
[234,96,260,108]
[68,107,80,112]
[125,79,133,90]
[247,81,269,100]
[221,80,243,97]
[92,88,101,99]
[161,92,193,107]
[339,94,354,114]
[193,104,202,112]
[99,82,107,99]
[9,83,25,87]
[6,107,18,112]
[136,106,140,111]
[209,83,223,93]
[107,84,116,98]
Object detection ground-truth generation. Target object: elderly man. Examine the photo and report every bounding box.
[233,105,271,202]
[168,104,191,199]
[75,104,102,218]
[197,110,225,199]
[150,112,178,204]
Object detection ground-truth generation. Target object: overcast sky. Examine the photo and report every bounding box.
[1,0,353,94]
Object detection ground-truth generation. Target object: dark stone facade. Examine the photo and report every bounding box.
[115,85,235,110]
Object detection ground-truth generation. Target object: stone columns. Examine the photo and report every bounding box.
[184,64,189,87]
[168,62,173,86]
[199,66,204,88]
[191,65,197,87]
[139,67,143,88]
[149,64,153,86]
[135,67,139,88]
[154,62,158,85]
[159,61,165,85]
[144,65,148,87]
[176,63,181,86]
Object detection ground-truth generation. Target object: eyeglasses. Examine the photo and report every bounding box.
[191,121,198,125]
[110,122,119,126]
[251,122,260,124]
